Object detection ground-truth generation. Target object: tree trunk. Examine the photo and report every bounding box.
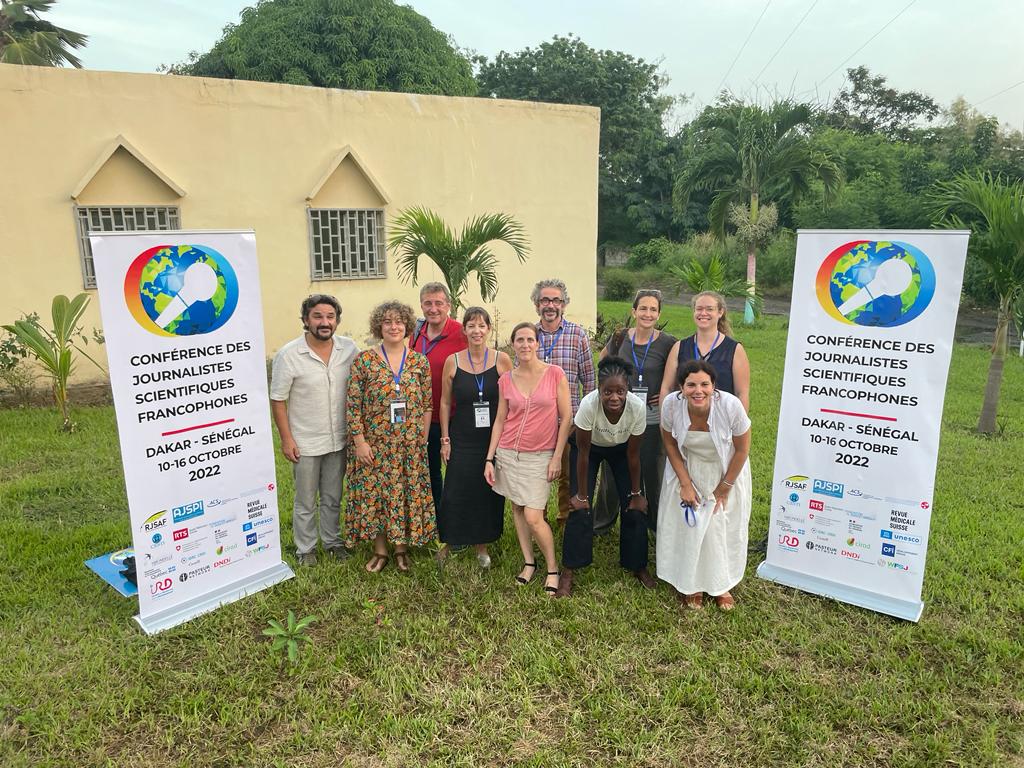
[744,192,759,324]
[977,297,1010,434]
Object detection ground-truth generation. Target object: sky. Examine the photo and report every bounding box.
[47,0,1024,131]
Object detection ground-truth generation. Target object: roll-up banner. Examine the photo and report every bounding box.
[757,230,969,621]
[91,231,293,634]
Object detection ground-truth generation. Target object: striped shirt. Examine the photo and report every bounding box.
[535,318,595,415]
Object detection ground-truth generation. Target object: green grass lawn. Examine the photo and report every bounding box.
[1,302,1022,767]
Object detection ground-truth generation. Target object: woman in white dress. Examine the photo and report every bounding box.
[657,359,752,610]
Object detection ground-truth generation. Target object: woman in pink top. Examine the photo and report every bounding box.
[484,321,573,594]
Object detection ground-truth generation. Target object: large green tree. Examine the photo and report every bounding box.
[931,172,1024,434]
[475,35,675,244]
[674,100,841,321]
[388,207,529,317]
[173,0,476,96]
[0,0,86,67]
[823,66,939,142]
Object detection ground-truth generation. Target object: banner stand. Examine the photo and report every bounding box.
[757,561,923,622]
[135,561,294,635]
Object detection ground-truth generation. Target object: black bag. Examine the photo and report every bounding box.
[562,507,594,569]
[119,555,137,587]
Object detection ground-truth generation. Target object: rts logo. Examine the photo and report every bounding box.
[813,480,844,499]
[809,499,825,511]
[172,528,189,541]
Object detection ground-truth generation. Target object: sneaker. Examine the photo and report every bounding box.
[298,552,317,567]
[327,547,352,562]
[476,553,491,569]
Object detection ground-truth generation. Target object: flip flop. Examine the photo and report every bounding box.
[365,553,388,573]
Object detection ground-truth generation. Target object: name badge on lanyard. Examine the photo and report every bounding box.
[383,344,408,424]
[631,333,654,404]
[390,399,407,424]
[468,348,491,428]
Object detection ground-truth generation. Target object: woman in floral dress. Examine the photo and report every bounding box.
[346,300,436,573]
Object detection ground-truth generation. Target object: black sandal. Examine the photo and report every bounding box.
[544,571,561,594]
[515,562,537,585]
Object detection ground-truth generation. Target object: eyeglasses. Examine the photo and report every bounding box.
[539,297,565,306]
[634,290,662,301]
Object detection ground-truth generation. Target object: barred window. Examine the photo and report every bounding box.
[307,208,386,280]
[75,206,181,289]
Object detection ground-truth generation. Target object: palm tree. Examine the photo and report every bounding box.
[931,172,1024,434]
[674,100,841,323]
[0,0,86,67]
[388,207,530,316]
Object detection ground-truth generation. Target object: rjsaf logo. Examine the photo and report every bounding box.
[815,240,936,327]
[124,244,239,336]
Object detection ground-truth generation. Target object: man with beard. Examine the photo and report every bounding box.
[270,295,358,566]
[531,279,596,538]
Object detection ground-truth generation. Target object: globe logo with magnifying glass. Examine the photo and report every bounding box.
[815,240,936,327]
[124,244,239,336]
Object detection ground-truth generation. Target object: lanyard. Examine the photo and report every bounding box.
[381,345,407,392]
[539,325,563,361]
[467,347,488,398]
[680,499,698,527]
[630,331,654,382]
[695,332,720,361]
[417,327,443,356]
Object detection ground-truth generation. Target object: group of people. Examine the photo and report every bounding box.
[270,279,753,610]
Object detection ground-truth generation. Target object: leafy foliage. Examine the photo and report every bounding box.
[475,35,676,243]
[171,0,476,96]
[601,269,637,302]
[823,66,940,141]
[388,207,529,315]
[931,172,1024,433]
[263,610,317,669]
[2,294,103,431]
[668,253,761,316]
[0,0,86,67]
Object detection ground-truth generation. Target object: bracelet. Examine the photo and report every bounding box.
[574,494,589,503]
[485,457,496,464]
[722,479,734,487]
[440,437,451,444]
[628,490,644,498]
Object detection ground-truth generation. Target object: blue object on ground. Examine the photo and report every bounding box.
[85,548,138,597]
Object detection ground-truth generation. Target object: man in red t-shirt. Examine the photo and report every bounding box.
[409,282,467,511]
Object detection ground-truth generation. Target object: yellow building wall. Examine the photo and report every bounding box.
[0,64,599,379]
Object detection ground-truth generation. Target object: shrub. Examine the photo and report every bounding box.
[757,232,798,292]
[602,268,637,301]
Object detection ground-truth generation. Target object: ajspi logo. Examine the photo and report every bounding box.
[172,500,205,524]
[813,479,844,499]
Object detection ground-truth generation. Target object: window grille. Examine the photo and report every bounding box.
[307,208,386,280]
[75,206,181,289]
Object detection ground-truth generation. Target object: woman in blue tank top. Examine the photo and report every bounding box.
[661,291,750,412]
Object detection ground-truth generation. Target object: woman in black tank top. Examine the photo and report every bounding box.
[661,291,750,412]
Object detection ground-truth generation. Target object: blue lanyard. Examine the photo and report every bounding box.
[540,326,563,361]
[381,345,407,392]
[467,347,488,399]
[630,331,654,381]
[680,500,698,527]
[695,332,720,361]
[418,328,443,356]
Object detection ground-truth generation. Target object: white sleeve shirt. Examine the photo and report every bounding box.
[574,390,648,447]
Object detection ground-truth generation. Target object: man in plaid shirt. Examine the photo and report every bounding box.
[532,279,596,531]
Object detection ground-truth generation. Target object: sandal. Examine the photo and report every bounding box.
[544,571,561,595]
[515,562,537,585]
[395,551,411,573]
[684,592,703,610]
[714,592,735,612]
[365,553,388,573]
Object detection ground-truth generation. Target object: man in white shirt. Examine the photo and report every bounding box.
[270,295,357,566]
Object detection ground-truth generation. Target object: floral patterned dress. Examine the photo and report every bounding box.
[345,348,436,546]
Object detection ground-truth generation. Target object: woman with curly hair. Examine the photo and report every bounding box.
[346,300,436,573]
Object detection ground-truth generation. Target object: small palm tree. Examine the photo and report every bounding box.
[0,0,87,67]
[931,172,1024,434]
[668,252,762,318]
[388,207,529,316]
[674,100,841,323]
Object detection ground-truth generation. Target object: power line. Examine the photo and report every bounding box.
[753,0,820,85]
[808,0,918,95]
[715,0,773,97]
[973,79,1024,107]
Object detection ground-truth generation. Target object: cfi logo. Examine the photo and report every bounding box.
[124,244,239,337]
[881,543,896,557]
[816,240,936,327]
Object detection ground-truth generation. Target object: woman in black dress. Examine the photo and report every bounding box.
[437,307,513,567]
[661,290,750,412]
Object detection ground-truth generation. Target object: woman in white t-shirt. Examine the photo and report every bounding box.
[557,357,651,597]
